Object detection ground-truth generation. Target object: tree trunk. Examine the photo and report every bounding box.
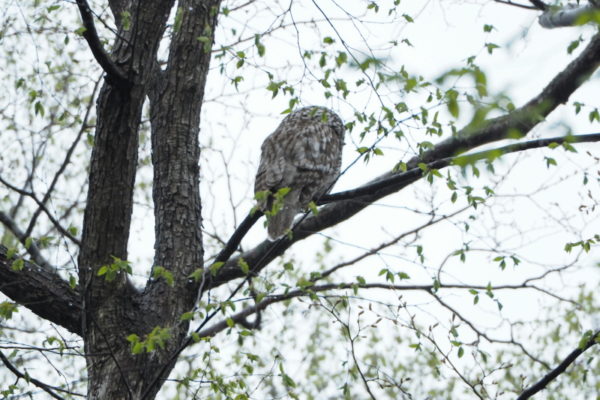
[76,1,220,398]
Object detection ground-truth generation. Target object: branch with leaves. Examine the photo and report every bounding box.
[517,330,600,399]
[210,31,600,288]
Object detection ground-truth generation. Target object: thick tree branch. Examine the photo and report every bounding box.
[75,0,129,88]
[142,0,223,334]
[320,133,600,203]
[0,245,82,335]
[516,330,600,400]
[210,32,600,289]
[539,2,600,28]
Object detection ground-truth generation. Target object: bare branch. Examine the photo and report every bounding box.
[429,291,552,369]
[0,211,53,270]
[0,176,81,246]
[196,281,576,340]
[23,76,101,240]
[0,350,67,400]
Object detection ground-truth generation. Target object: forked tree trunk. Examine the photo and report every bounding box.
[76,1,221,398]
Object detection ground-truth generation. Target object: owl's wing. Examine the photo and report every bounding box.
[254,134,286,194]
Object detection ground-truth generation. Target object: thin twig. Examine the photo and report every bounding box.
[24,76,101,240]
[0,176,80,246]
[0,351,67,400]
[494,0,541,10]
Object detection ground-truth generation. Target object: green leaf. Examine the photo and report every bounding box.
[323,36,335,44]
[6,247,17,259]
[397,272,410,280]
[238,258,250,274]
[69,275,77,289]
[197,34,215,52]
[126,333,139,343]
[132,342,144,354]
[152,266,174,286]
[121,11,132,31]
[567,37,582,54]
[451,191,458,203]
[485,42,499,54]
[254,34,265,56]
[0,302,18,320]
[544,157,557,168]
[307,201,319,216]
[281,373,296,388]
[210,261,224,276]
[180,311,194,321]
[34,101,45,117]
[188,268,204,281]
[446,89,459,118]
[11,258,24,271]
[174,7,183,32]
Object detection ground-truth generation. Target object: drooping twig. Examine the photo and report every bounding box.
[0,350,68,400]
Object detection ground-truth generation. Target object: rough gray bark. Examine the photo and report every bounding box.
[0,245,81,334]
[539,3,600,28]
[74,1,221,399]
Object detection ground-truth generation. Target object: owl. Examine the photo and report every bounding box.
[254,106,345,240]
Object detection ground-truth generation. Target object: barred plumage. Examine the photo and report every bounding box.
[254,106,345,240]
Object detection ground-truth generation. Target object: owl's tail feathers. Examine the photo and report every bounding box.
[267,188,301,241]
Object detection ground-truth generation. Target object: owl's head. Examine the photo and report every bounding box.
[292,106,345,137]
